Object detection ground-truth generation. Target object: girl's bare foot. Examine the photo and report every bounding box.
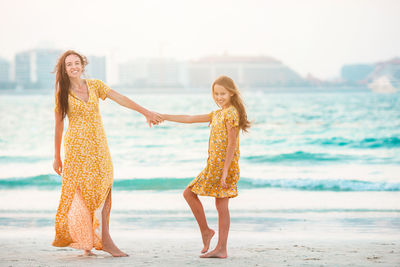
[103,245,129,257]
[201,229,215,253]
[200,247,227,258]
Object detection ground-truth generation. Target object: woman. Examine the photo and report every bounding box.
[52,50,161,257]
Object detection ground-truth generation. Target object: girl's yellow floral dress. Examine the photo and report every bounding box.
[189,106,240,198]
[53,79,113,250]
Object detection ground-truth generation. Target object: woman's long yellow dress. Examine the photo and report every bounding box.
[53,79,113,250]
[189,106,240,198]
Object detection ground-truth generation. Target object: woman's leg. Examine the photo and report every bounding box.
[67,189,95,256]
[201,197,229,258]
[101,190,128,257]
[183,187,215,253]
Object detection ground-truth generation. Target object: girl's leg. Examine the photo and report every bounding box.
[101,190,128,257]
[183,187,215,253]
[201,197,229,258]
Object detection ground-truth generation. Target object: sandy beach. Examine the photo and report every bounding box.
[0,189,399,266]
[0,228,399,267]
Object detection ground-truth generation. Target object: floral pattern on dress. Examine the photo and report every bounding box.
[189,106,240,198]
[53,79,113,249]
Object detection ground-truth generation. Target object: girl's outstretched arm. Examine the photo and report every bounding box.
[220,124,238,189]
[106,89,162,127]
[161,114,210,124]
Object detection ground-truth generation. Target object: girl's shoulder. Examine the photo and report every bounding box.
[222,106,239,127]
[211,107,223,114]
[223,105,239,116]
[212,106,239,119]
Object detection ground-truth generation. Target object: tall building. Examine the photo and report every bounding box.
[119,58,183,88]
[0,57,10,82]
[147,58,182,87]
[187,55,307,89]
[0,57,12,89]
[15,49,62,89]
[85,56,106,82]
[119,58,148,87]
[15,51,31,88]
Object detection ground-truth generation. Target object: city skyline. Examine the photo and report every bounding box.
[1,47,399,90]
[2,49,310,90]
[1,0,399,84]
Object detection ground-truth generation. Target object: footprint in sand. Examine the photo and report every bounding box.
[367,256,381,260]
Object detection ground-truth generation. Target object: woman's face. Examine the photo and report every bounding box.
[65,54,83,79]
[213,84,233,109]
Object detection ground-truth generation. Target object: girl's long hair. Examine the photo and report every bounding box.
[54,50,88,119]
[212,75,251,132]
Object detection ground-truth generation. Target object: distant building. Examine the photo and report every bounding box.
[15,52,31,88]
[0,57,13,89]
[86,56,106,82]
[118,55,306,90]
[0,57,10,82]
[340,64,375,83]
[15,49,62,90]
[119,58,183,88]
[187,55,307,89]
[119,58,147,87]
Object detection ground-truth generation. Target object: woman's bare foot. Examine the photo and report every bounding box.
[103,244,129,257]
[200,247,227,258]
[201,229,215,253]
[82,250,97,256]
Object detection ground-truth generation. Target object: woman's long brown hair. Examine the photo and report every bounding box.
[54,50,87,119]
[212,75,251,132]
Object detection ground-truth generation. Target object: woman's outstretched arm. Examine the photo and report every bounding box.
[106,89,163,127]
[161,114,210,124]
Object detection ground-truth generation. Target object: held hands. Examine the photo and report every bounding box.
[145,111,164,127]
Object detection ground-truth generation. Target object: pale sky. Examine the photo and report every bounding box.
[1,0,399,82]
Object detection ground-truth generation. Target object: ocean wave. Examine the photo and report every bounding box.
[0,155,50,163]
[310,136,400,149]
[0,175,399,192]
[242,151,348,163]
[239,178,400,191]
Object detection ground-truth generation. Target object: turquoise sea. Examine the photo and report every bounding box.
[0,90,399,239]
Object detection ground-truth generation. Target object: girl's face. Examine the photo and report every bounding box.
[65,54,83,79]
[213,84,233,109]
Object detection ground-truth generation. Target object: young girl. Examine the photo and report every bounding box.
[161,75,251,258]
